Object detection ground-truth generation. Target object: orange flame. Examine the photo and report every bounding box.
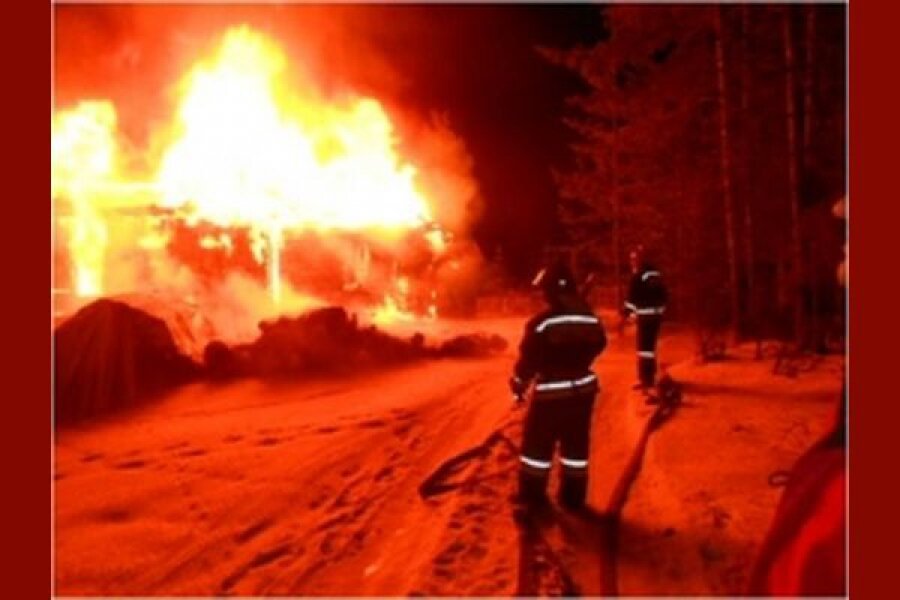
[51,102,117,296]
[153,27,434,304]
[52,25,468,333]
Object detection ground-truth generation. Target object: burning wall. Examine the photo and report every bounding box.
[52,24,483,342]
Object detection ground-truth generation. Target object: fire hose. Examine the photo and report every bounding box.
[418,401,524,500]
[418,370,680,502]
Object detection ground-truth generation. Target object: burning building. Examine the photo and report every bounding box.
[52,24,483,344]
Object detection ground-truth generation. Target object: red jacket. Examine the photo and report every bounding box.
[748,397,846,596]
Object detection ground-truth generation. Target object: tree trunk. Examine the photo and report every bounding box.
[739,4,762,352]
[714,6,741,343]
[783,7,806,346]
[802,6,817,165]
[803,5,819,349]
[610,115,622,310]
[739,4,761,356]
[607,41,623,312]
[675,171,689,325]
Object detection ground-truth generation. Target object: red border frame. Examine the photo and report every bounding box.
[8,1,51,598]
[848,0,886,598]
[17,0,882,596]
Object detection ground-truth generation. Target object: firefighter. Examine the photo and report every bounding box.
[621,246,668,393]
[509,260,607,510]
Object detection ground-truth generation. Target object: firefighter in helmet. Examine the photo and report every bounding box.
[509,260,607,510]
[622,246,668,393]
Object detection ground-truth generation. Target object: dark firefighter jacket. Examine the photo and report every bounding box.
[513,294,607,393]
[623,265,668,317]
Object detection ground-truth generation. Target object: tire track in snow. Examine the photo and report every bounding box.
[54,358,516,596]
[208,376,493,595]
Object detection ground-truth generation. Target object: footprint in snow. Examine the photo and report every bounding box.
[220,542,292,592]
[94,506,132,523]
[340,464,360,478]
[177,447,208,458]
[235,518,274,544]
[374,466,395,481]
[114,458,148,470]
[393,423,414,438]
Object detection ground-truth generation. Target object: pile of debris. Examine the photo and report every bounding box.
[54,301,507,422]
[204,306,507,379]
[53,299,200,425]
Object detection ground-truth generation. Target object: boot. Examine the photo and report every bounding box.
[559,476,588,511]
[517,471,549,508]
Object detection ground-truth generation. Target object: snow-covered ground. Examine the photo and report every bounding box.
[52,316,843,596]
[54,318,527,596]
[616,344,843,596]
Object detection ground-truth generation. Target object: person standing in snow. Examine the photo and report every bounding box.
[509,260,607,510]
[621,246,668,394]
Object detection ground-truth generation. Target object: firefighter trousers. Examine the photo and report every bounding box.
[518,386,597,509]
[637,315,662,387]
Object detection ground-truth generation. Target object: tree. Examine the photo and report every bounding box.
[737,4,760,351]
[782,6,806,345]
[543,6,730,330]
[543,4,845,348]
[714,5,740,342]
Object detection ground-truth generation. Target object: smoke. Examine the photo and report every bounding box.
[107,240,321,346]
[393,110,484,235]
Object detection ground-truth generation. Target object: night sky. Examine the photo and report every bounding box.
[54,4,607,278]
[348,5,608,275]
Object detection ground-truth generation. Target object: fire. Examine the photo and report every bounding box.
[372,296,415,326]
[155,26,433,304]
[52,24,475,336]
[159,28,432,231]
[372,276,413,325]
[51,102,118,296]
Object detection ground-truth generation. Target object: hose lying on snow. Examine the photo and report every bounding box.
[418,412,521,499]
[418,379,683,597]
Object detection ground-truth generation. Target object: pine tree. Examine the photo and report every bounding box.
[543,5,845,346]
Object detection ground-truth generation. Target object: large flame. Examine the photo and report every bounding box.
[52,25,473,337]
[157,27,432,232]
[51,102,117,296]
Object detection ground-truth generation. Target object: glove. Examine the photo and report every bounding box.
[509,376,527,403]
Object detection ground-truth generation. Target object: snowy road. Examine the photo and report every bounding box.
[53,317,690,596]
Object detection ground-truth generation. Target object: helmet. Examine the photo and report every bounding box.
[629,245,645,262]
[629,245,644,272]
[532,260,576,297]
[631,245,657,272]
